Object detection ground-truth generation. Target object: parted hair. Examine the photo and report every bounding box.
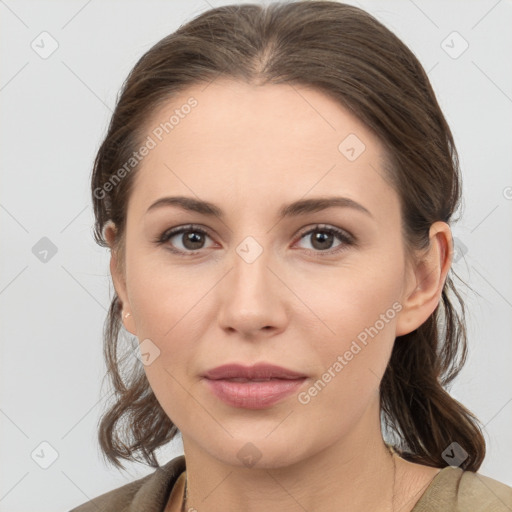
[91,0,486,470]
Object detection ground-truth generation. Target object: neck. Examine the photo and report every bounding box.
[181,401,398,512]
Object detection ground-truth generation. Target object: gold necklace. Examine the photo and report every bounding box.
[181,445,397,511]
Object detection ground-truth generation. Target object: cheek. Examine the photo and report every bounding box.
[291,255,403,338]
[123,257,194,373]
[290,259,402,401]
[124,254,226,403]
[126,244,404,366]
[125,256,205,422]
[125,241,404,410]
[126,251,210,338]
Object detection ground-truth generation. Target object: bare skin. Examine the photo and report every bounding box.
[105,79,451,512]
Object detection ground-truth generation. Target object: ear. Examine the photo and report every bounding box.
[103,221,137,336]
[395,221,453,337]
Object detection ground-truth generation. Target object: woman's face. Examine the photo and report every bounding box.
[112,78,423,468]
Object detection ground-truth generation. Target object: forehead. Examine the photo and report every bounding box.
[143,78,384,159]
[129,79,399,223]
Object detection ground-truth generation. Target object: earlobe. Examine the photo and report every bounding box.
[121,310,136,335]
[395,222,453,337]
[102,220,117,248]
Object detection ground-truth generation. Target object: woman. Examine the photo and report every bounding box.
[71,1,512,510]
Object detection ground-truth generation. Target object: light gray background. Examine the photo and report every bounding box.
[1,0,511,510]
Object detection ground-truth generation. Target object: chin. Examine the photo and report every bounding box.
[204,434,311,470]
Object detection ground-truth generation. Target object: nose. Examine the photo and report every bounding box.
[216,240,288,339]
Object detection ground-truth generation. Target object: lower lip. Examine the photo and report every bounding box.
[204,378,306,409]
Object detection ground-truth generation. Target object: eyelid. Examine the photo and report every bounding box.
[156,223,356,256]
[293,224,355,256]
[155,223,215,251]
[295,223,355,243]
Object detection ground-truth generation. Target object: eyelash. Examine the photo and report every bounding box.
[154,223,356,257]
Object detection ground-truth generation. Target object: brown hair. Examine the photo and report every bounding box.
[91,0,486,470]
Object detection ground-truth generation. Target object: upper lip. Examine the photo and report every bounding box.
[202,363,307,380]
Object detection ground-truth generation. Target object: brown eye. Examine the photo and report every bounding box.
[296,225,354,255]
[157,225,215,254]
[178,230,207,250]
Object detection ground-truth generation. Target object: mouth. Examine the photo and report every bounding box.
[202,362,308,380]
[203,378,307,409]
[202,363,308,409]
[217,377,297,382]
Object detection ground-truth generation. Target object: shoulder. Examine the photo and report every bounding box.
[458,469,512,511]
[413,466,512,511]
[68,455,186,512]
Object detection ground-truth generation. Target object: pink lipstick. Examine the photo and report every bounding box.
[202,363,307,409]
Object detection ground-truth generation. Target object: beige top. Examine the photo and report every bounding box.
[70,455,512,511]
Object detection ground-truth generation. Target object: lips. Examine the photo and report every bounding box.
[202,363,308,409]
[202,363,307,380]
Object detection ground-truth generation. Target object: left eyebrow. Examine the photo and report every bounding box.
[278,196,373,219]
[145,195,373,220]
